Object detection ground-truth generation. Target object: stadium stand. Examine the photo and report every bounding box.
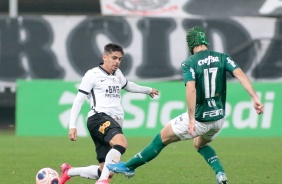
[0,0,101,15]
[0,0,101,128]
[0,87,15,129]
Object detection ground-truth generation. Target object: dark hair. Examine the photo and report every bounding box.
[104,43,124,55]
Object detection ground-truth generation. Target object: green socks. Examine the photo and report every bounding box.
[126,133,166,170]
[124,135,225,174]
[198,145,224,174]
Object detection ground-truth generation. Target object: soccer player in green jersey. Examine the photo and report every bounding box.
[107,26,264,184]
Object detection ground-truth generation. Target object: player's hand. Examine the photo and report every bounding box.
[188,119,196,137]
[149,88,159,98]
[69,128,77,141]
[254,100,264,115]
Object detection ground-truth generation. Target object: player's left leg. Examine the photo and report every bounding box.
[87,113,126,184]
[127,115,184,167]
[108,113,188,175]
[96,133,126,184]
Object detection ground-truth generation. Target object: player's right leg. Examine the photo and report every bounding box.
[59,163,72,184]
[59,164,101,184]
[196,142,228,183]
[107,115,183,176]
[194,118,228,184]
[216,172,228,184]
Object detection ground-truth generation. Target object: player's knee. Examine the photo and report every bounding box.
[113,144,126,155]
[193,137,211,150]
[193,142,201,150]
[193,138,202,150]
[110,134,128,148]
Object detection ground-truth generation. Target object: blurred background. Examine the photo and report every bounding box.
[0,0,281,137]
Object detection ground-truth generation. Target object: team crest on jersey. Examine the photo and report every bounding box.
[99,121,111,134]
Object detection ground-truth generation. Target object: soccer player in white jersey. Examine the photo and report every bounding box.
[59,43,159,184]
[107,27,264,184]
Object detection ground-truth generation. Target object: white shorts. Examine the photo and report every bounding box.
[170,112,225,141]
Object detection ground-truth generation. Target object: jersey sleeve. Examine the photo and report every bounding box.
[225,54,239,76]
[181,60,195,85]
[78,70,96,94]
[123,81,152,94]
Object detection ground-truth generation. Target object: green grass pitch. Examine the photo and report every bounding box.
[1,130,282,184]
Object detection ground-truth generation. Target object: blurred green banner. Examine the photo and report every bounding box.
[16,80,281,137]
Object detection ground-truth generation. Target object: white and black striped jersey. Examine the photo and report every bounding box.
[69,64,152,129]
[78,65,128,121]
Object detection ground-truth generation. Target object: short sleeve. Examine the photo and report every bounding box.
[225,54,239,75]
[181,61,195,85]
[78,70,95,94]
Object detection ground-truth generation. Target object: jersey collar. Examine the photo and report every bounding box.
[98,63,116,76]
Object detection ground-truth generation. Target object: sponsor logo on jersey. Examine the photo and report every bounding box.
[105,86,121,98]
[190,67,195,79]
[227,57,236,67]
[198,56,219,66]
[202,109,223,118]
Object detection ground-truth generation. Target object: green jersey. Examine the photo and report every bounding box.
[181,50,239,122]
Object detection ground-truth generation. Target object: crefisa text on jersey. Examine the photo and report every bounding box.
[198,56,219,66]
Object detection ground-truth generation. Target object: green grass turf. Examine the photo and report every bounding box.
[1,131,282,184]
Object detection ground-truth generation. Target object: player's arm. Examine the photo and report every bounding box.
[68,70,94,141]
[181,61,197,136]
[232,68,263,114]
[123,81,159,98]
[186,81,196,136]
[69,92,87,141]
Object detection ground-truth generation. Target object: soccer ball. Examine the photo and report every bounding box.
[36,167,59,184]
